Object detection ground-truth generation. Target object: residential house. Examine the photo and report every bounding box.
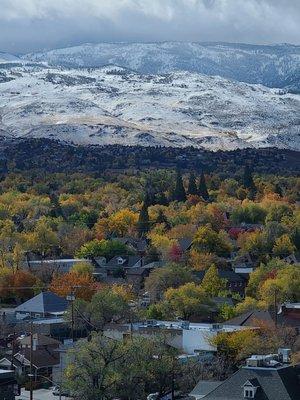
[280,254,299,265]
[231,253,257,275]
[14,292,68,320]
[190,349,300,400]
[0,334,60,381]
[195,269,247,297]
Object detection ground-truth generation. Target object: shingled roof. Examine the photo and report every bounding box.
[196,364,300,400]
[15,292,68,315]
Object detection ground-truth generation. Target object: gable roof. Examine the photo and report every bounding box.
[14,292,68,315]
[225,309,300,329]
[106,256,141,269]
[18,333,60,347]
[178,237,193,252]
[200,364,300,400]
[14,348,60,369]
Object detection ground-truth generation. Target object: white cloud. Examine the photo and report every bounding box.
[0,0,299,53]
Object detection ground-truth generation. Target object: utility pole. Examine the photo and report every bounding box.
[30,317,33,400]
[67,290,76,343]
[10,331,15,371]
[274,289,278,328]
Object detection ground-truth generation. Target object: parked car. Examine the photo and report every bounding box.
[52,385,70,396]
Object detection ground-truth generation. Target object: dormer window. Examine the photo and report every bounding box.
[243,380,259,399]
[117,257,125,265]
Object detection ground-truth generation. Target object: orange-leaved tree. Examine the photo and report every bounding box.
[50,271,97,301]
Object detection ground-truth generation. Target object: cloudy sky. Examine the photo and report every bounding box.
[1,0,299,54]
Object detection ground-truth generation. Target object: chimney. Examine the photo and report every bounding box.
[278,348,291,364]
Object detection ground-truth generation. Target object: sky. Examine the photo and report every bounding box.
[0,0,299,54]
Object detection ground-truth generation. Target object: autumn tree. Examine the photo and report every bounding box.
[193,225,232,257]
[201,265,227,296]
[22,217,59,259]
[50,271,97,301]
[272,234,296,257]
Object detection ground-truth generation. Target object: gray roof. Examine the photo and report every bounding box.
[106,255,141,268]
[200,364,300,400]
[15,292,68,315]
[190,381,221,397]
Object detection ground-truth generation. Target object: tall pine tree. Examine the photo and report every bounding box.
[187,172,198,195]
[137,202,150,238]
[198,172,209,201]
[243,165,256,199]
[173,169,187,202]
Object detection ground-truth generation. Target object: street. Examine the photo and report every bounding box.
[16,388,72,400]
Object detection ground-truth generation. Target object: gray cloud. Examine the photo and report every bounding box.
[0,0,299,54]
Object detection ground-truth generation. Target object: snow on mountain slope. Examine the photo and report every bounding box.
[23,42,300,92]
[0,52,21,63]
[0,63,299,150]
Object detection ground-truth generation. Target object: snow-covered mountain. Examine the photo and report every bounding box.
[23,42,300,92]
[0,62,299,150]
[0,52,20,63]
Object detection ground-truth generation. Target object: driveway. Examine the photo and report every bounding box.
[16,388,72,400]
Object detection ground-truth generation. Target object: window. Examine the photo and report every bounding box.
[244,388,254,398]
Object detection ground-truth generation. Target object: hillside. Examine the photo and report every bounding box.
[0,63,299,151]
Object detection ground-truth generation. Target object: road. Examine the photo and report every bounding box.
[16,388,71,400]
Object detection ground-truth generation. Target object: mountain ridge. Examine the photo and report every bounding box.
[20,41,300,92]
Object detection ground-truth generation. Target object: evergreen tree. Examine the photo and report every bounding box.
[156,209,170,228]
[198,172,209,200]
[243,165,255,190]
[243,165,257,199]
[187,172,198,195]
[137,202,150,237]
[172,170,187,202]
[155,192,169,206]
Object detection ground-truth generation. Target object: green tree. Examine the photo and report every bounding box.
[164,282,213,320]
[243,165,256,191]
[201,265,227,296]
[70,287,131,332]
[65,334,182,400]
[71,261,94,276]
[144,263,193,301]
[198,172,209,200]
[76,239,131,259]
